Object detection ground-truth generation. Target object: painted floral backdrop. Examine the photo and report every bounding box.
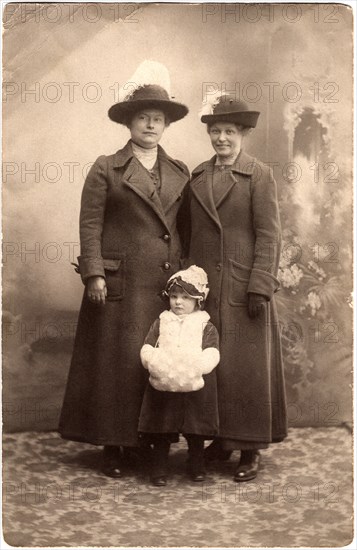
[275,104,352,425]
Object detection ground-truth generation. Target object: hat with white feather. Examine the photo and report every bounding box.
[200,91,260,127]
[108,60,188,124]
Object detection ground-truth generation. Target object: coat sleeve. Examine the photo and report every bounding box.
[140,319,161,369]
[202,321,219,350]
[77,155,108,283]
[143,318,160,346]
[200,321,220,374]
[247,162,281,300]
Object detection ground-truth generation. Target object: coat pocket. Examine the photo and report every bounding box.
[103,258,125,300]
[228,259,251,306]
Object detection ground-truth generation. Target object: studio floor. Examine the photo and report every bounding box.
[2,427,353,548]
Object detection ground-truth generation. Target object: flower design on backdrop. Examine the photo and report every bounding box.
[277,104,352,405]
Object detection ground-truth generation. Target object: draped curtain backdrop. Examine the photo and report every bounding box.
[2,3,353,431]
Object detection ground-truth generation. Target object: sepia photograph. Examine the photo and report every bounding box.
[2,1,354,547]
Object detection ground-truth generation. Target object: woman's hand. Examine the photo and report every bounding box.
[248,293,267,318]
[87,276,107,305]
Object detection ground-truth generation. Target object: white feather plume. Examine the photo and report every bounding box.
[119,60,171,101]
[199,90,226,118]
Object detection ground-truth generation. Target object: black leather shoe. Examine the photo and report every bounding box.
[233,450,260,482]
[186,459,206,482]
[150,441,169,486]
[204,439,232,462]
[151,475,167,487]
[190,470,206,482]
[102,446,122,478]
[102,464,122,478]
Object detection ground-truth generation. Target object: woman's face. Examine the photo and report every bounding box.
[209,122,243,159]
[129,109,166,149]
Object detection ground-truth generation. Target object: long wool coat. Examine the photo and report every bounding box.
[188,151,288,445]
[59,141,190,447]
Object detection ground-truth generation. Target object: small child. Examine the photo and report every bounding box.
[139,265,220,486]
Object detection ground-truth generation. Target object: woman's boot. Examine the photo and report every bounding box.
[234,450,261,482]
[102,445,122,478]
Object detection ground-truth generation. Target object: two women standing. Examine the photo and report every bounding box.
[59,74,287,482]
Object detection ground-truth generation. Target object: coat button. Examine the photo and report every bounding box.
[216,263,222,272]
[162,234,170,242]
[163,262,171,270]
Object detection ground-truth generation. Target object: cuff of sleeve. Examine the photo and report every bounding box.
[247,268,280,300]
[78,255,105,284]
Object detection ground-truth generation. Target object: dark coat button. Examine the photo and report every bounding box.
[216,263,222,271]
[162,234,170,242]
[163,262,171,270]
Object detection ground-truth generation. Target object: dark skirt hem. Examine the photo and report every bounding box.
[58,431,142,448]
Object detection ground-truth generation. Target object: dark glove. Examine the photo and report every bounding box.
[248,293,267,319]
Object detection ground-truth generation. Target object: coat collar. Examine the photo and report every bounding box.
[113,140,188,176]
[192,149,256,177]
[190,150,256,229]
[112,140,134,168]
[114,141,188,230]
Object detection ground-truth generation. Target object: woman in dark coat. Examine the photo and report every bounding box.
[59,83,190,477]
[188,95,288,481]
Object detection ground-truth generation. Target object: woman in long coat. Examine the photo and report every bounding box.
[59,83,189,477]
[188,95,287,481]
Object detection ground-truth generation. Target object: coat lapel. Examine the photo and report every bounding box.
[192,151,256,216]
[158,147,188,214]
[190,158,222,230]
[115,141,188,230]
[214,171,237,209]
[121,158,169,230]
[215,150,256,209]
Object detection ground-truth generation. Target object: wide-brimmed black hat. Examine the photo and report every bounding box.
[108,84,188,125]
[201,95,260,128]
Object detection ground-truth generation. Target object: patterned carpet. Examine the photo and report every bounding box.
[2,427,353,547]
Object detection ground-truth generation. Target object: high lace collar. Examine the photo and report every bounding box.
[131,140,158,170]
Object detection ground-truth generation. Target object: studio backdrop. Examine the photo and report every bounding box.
[2,3,353,431]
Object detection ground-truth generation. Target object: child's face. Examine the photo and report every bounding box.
[169,289,197,316]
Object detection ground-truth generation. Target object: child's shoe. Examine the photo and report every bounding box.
[186,435,206,482]
[151,440,170,487]
[151,474,167,487]
[187,458,206,482]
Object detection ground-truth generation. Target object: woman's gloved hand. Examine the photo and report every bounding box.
[248,292,267,318]
[87,276,107,305]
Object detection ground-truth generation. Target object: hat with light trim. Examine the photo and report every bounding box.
[165,265,209,304]
[108,60,188,125]
[200,92,260,127]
